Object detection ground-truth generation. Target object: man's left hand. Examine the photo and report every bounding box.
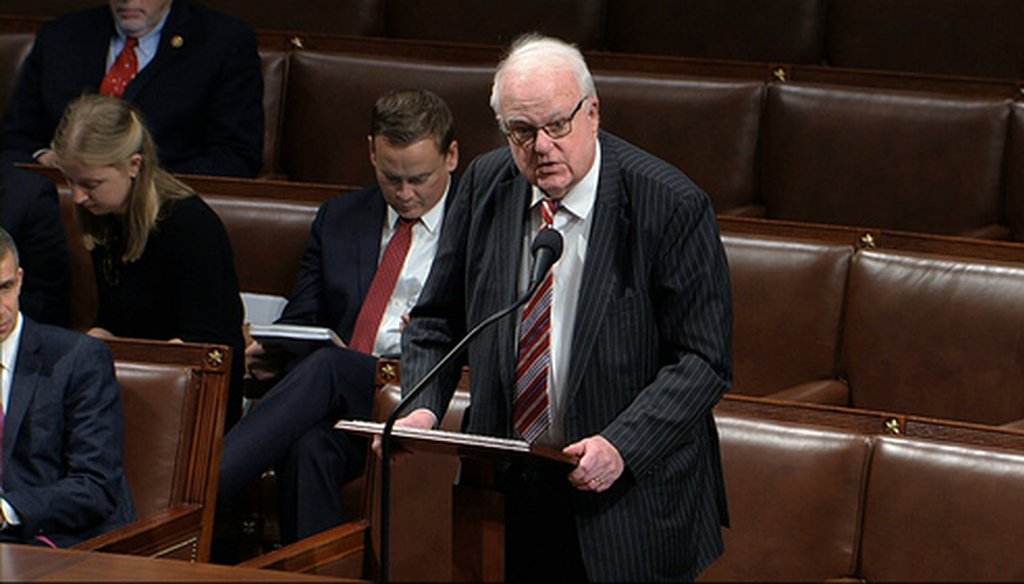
[564,435,625,493]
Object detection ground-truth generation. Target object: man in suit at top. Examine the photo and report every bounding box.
[0,0,264,328]
[0,227,134,547]
[2,0,264,177]
[391,35,733,581]
[216,89,458,544]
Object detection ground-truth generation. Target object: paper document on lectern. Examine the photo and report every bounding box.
[336,419,575,466]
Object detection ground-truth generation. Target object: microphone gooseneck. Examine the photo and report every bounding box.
[378,228,564,583]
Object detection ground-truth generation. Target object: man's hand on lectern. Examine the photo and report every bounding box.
[371,407,438,460]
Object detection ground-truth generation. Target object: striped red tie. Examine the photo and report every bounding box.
[513,199,557,443]
[100,37,139,98]
[349,218,415,355]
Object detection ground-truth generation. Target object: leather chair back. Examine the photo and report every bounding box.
[827,0,1024,79]
[279,51,501,186]
[841,249,1024,424]
[859,436,1024,581]
[701,412,871,580]
[724,233,852,396]
[605,0,826,63]
[760,83,1012,238]
[596,74,764,214]
[384,0,606,50]
[204,194,319,298]
[1006,103,1024,241]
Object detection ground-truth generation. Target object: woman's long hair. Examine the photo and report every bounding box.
[52,94,194,262]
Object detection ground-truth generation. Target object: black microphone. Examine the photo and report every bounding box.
[529,228,564,288]
[378,229,564,583]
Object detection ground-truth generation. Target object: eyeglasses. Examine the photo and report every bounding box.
[501,97,588,146]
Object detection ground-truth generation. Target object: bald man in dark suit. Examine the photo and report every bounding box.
[396,34,732,582]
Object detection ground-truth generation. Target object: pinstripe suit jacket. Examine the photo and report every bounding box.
[402,131,732,581]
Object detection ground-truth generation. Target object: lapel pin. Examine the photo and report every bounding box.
[171,35,184,48]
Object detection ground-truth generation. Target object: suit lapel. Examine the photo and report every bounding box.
[84,11,116,86]
[123,0,191,100]
[565,139,629,404]
[357,191,388,298]
[491,175,531,402]
[5,319,43,460]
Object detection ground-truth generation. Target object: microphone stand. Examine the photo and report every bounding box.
[377,277,543,583]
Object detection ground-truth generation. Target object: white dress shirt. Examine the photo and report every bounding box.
[1,312,24,526]
[519,142,601,446]
[107,10,169,73]
[373,183,450,356]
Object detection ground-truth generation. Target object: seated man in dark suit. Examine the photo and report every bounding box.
[1,0,264,326]
[2,0,264,177]
[216,89,458,544]
[0,228,134,547]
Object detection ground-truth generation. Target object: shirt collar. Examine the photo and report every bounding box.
[385,174,451,235]
[113,8,170,58]
[530,138,601,222]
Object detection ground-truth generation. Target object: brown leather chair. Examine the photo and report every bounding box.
[604,0,826,63]
[73,338,231,562]
[384,0,606,50]
[840,249,1024,426]
[203,0,385,36]
[724,232,852,402]
[826,0,1024,80]
[258,49,288,179]
[278,51,502,186]
[203,192,320,299]
[859,436,1024,581]
[700,411,871,581]
[596,74,764,215]
[1007,102,1024,241]
[760,83,1012,239]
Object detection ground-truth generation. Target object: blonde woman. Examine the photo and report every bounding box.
[53,94,245,429]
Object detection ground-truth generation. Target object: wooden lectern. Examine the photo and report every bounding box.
[337,419,575,582]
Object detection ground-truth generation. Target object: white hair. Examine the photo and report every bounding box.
[489,33,597,121]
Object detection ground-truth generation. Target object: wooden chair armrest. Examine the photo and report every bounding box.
[72,504,205,561]
[238,519,370,579]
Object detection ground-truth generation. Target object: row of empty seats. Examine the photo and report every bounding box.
[5,0,1024,80]
[726,226,1024,428]
[227,47,1024,241]
[4,20,1024,241]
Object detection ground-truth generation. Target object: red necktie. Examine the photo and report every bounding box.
[513,199,557,443]
[349,219,415,355]
[100,37,139,98]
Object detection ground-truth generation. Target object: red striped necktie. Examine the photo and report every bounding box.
[513,198,557,443]
[349,218,415,355]
[100,37,139,98]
